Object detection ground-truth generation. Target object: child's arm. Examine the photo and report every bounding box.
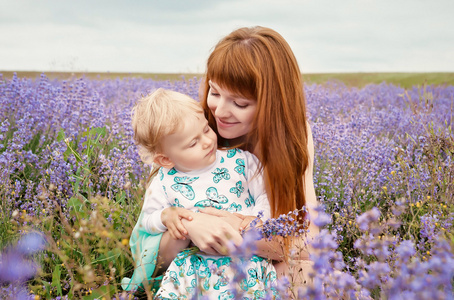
[141,174,193,239]
[140,176,170,234]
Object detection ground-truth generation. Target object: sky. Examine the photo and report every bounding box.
[1,0,453,74]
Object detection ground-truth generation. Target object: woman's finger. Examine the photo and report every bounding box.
[216,227,243,248]
[199,207,228,217]
[239,219,251,231]
[233,212,246,219]
[199,246,220,256]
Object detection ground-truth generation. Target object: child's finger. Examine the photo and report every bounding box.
[170,227,185,240]
[178,210,193,221]
[168,228,178,240]
[168,223,180,239]
[176,220,188,236]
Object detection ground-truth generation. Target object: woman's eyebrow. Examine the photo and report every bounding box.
[208,80,217,89]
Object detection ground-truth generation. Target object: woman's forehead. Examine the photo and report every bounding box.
[208,80,252,99]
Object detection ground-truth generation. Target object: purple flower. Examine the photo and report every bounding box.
[313,211,332,227]
[0,252,37,283]
[395,240,415,262]
[356,207,380,231]
[16,232,47,256]
[311,229,338,250]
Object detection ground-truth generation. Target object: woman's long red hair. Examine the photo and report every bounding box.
[201,26,309,222]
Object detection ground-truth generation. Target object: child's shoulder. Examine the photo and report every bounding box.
[217,148,257,164]
[158,166,178,180]
[217,147,253,158]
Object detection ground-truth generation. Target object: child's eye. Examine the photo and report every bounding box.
[204,125,210,133]
[188,140,197,148]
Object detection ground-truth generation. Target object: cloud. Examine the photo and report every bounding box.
[1,0,453,73]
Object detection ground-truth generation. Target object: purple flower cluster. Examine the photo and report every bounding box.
[1,73,453,299]
[258,209,309,240]
[0,73,199,219]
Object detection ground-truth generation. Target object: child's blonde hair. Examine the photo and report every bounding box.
[132,88,203,165]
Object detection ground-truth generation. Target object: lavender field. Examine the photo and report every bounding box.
[0,73,453,299]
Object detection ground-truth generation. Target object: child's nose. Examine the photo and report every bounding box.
[202,135,213,148]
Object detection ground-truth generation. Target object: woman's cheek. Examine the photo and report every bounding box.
[206,95,215,111]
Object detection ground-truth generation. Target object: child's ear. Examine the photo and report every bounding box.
[153,153,175,169]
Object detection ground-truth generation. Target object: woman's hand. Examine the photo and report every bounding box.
[199,207,243,231]
[232,213,261,231]
[181,211,243,255]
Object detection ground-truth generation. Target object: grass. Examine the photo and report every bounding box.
[1,71,453,88]
[0,71,201,82]
[302,72,454,88]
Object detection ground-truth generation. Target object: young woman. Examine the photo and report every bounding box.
[156,26,319,293]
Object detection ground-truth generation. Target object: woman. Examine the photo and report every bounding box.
[155,26,319,295]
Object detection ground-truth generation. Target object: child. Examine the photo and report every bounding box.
[122,89,277,298]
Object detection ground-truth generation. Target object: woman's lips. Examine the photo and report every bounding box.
[217,118,237,128]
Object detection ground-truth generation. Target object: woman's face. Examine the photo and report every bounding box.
[207,80,257,140]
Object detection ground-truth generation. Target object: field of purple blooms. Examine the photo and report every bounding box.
[0,73,453,299]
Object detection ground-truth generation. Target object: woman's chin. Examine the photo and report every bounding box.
[217,129,238,140]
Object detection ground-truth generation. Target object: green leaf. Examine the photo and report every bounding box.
[115,191,126,205]
[89,127,107,137]
[68,197,83,211]
[52,264,63,296]
[42,281,52,298]
[56,129,65,142]
[82,285,116,300]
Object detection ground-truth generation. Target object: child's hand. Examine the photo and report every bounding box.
[161,207,193,240]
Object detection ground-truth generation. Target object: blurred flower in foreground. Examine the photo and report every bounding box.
[0,232,47,299]
[0,252,37,283]
[15,232,47,256]
[356,207,380,232]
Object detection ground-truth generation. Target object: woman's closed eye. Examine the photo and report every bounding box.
[209,87,220,97]
[233,101,248,109]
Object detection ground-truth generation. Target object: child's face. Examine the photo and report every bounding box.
[159,112,217,172]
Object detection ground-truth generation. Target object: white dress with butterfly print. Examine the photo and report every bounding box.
[140,148,278,299]
[140,148,271,234]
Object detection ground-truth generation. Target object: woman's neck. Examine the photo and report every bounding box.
[221,135,260,157]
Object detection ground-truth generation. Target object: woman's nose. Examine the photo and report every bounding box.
[214,98,230,118]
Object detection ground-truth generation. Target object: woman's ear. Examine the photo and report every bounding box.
[153,153,175,169]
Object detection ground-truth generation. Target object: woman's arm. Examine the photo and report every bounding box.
[202,124,319,262]
[157,124,319,272]
[181,210,243,255]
